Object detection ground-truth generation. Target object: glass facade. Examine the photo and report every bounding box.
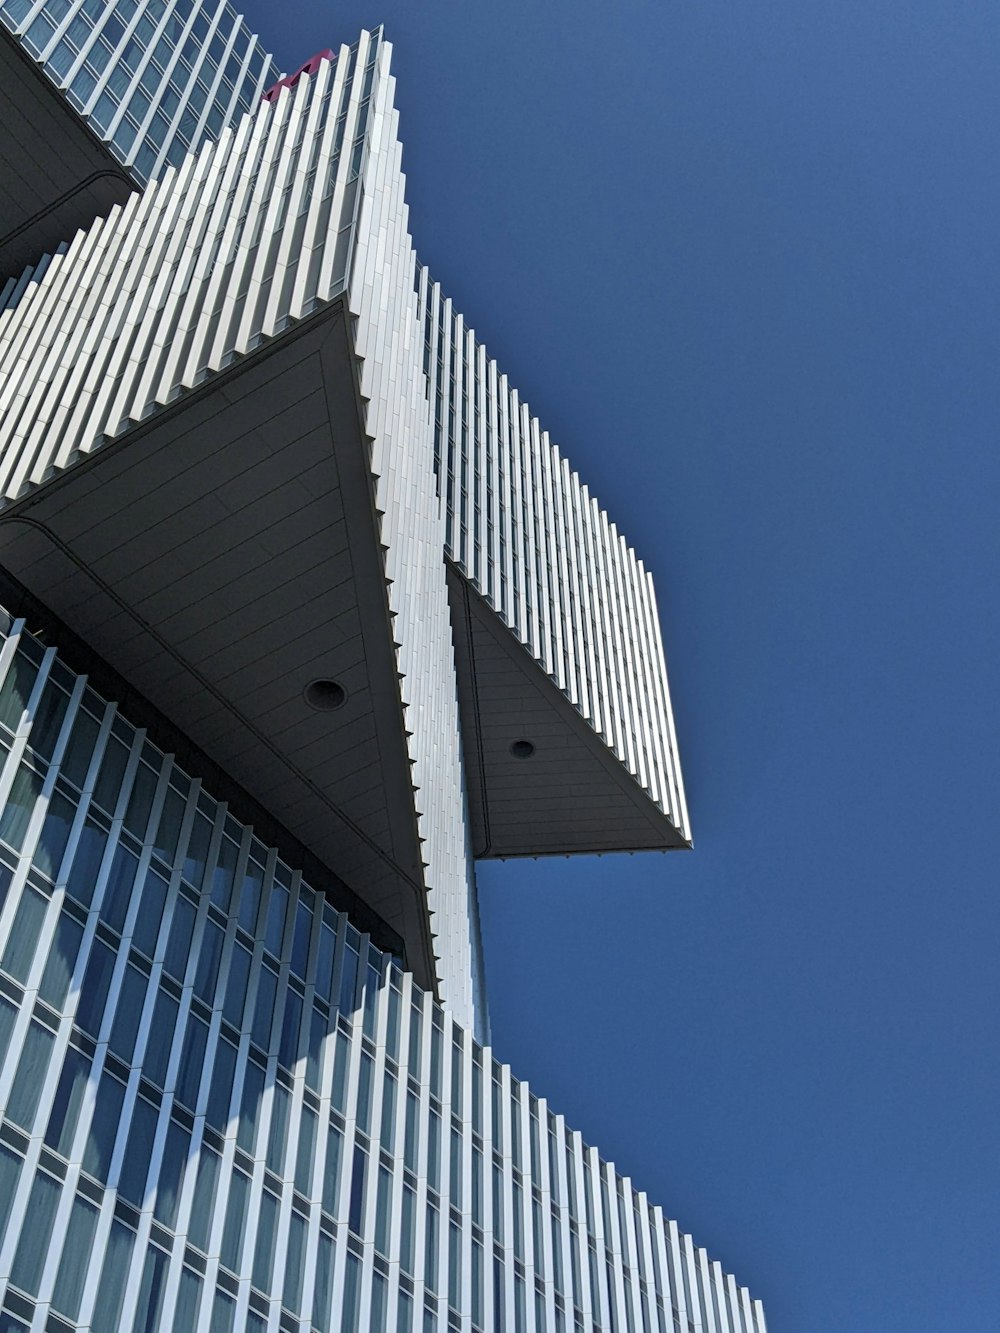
[0,614,762,1332]
[0,0,279,182]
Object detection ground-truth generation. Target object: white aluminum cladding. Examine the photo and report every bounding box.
[0,31,688,1025]
[417,271,690,843]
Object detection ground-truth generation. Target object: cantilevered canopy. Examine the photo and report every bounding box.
[0,303,442,991]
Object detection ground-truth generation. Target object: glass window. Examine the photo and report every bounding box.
[386,985,400,1061]
[82,1072,125,1183]
[283,1209,306,1312]
[331,1029,349,1113]
[404,1089,419,1172]
[251,1188,279,1291]
[430,1022,442,1096]
[123,761,157,838]
[93,1218,135,1330]
[278,987,302,1068]
[10,1168,60,1295]
[472,1145,483,1226]
[133,1244,169,1331]
[370,1271,388,1333]
[0,761,43,852]
[132,867,168,958]
[305,1006,326,1093]
[109,962,147,1061]
[237,857,264,933]
[93,735,129,815]
[315,923,336,1003]
[38,910,83,1007]
[51,1194,99,1319]
[251,963,277,1048]
[152,784,185,865]
[188,1146,221,1252]
[424,1200,439,1291]
[380,1070,396,1151]
[193,916,224,1002]
[28,681,68,763]
[339,943,358,1013]
[210,1290,236,1333]
[321,1123,342,1215]
[427,1108,441,1191]
[45,1047,90,1157]
[100,841,139,932]
[266,1083,290,1175]
[176,1014,208,1109]
[175,1267,203,1327]
[118,1096,158,1206]
[143,987,178,1088]
[313,1229,334,1333]
[342,1252,361,1330]
[34,790,74,881]
[210,835,238,912]
[348,1143,366,1234]
[0,1144,22,1248]
[408,1004,422,1077]
[400,1182,416,1274]
[223,941,251,1028]
[362,963,379,1038]
[263,874,288,954]
[66,815,108,908]
[448,1218,462,1310]
[294,1105,317,1196]
[60,707,100,789]
[220,1170,249,1271]
[0,651,35,731]
[356,1051,373,1133]
[290,897,312,977]
[153,1118,190,1229]
[451,1127,463,1203]
[6,1020,54,1129]
[183,812,212,888]
[207,1038,237,1130]
[163,891,196,980]
[237,1059,265,1155]
[1,883,48,982]
[374,1164,392,1254]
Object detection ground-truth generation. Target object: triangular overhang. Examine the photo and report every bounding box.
[0,298,441,990]
[449,568,691,858]
[0,24,135,279]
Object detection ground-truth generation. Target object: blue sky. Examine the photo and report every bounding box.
[239,4,1000,1328]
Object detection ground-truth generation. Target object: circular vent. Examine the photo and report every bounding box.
[304,679,348,711]
[509,739,535,759]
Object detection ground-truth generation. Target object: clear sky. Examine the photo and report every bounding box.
[238,3,999,1328]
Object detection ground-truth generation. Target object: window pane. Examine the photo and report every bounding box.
[38,910,83,1007]
[51,1195,99,1319]
[92,1219,135,1333]
[1,884,47,981]
[10,1169,61,1295]
[7,1020,54,1129]
[82,1073,125,1183]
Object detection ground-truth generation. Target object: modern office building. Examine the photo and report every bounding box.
[0,5,766,1331]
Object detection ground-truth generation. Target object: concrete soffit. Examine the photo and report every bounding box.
[449,566,691,859]
[0,298,442,994]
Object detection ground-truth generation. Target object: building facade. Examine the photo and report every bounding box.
[0,7,766,1332]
